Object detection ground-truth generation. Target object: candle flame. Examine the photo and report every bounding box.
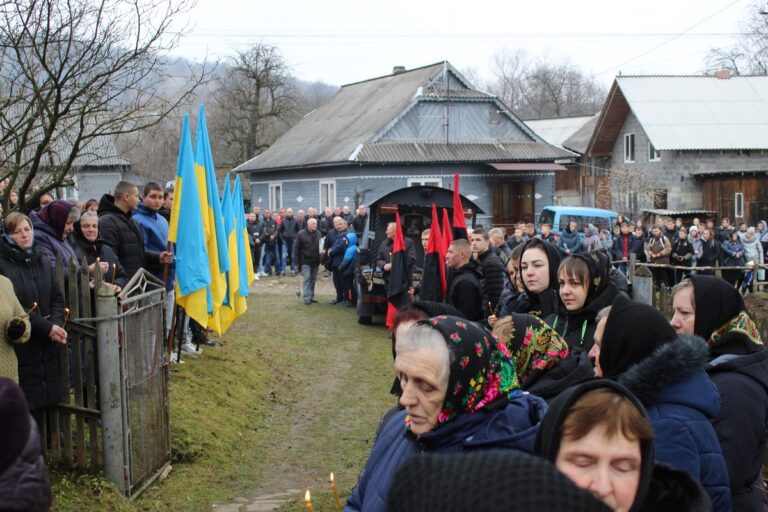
[330,472,334,482]
[305,490,311,501]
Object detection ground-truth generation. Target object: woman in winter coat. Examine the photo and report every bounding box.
[0,213,67,417]
[645,226,673,289]
[29,199,80,269]
[534,379,712,512]
[588,295,731,511]
[671,275,768,511]
[345,316,547,512]
[739,226,765,284]
[511,238,561,318]
[0,275,31,382]
[671,227,694,283]
[758,220,768,256]
[68,211,128,292]
[697,228,720,275]
[548,251,622,353]
[0,378,52,511]
[576,223,602,253]
[721,230,746,287]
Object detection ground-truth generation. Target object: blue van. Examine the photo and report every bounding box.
[538,206,623,235]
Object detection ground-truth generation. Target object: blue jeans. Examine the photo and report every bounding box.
[281,238,296,273]
[265,244,281,275]
[301,264,319,303]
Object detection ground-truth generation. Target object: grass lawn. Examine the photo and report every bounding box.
[50,275,395,511]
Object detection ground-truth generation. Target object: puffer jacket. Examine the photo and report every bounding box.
[0,419,51,511]
[344,394,547,512]
[278,215,299,242]
[477,248,506,315]
[446,259,484,322]
[557,227,582,255]
[338,232,358,276]
[0,238,65,410]
[618,336,731,511]
[721,239,745,267]
[97,194,151,279]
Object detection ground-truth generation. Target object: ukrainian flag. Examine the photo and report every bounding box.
[194,105,230,334]
[219,173,240,332]
[233,175,254,300]
[168,115,211,327]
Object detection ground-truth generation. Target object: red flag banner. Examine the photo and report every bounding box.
[452,173,468,240]
[419,204,445,302]
[385,212,411,330]
[441,207,453,255]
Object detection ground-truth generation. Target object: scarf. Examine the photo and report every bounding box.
[519,239,562,318]
[708,311,763,348]
[410,316,519,431]
[496,313,569,386]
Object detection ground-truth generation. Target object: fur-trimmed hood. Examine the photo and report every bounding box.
[618,336,718,417]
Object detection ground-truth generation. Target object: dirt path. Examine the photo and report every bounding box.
[212,275,393,511]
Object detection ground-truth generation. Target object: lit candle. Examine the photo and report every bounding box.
[63,307,70,329]
[304,490,314,512]
[20,302,38,319]
[330,473,342,512]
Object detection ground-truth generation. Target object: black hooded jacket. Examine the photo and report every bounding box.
[476,248,506,315]
[68,223,129,288]
[445,259,483,322]
[97,194,152,279]
[690,275,768,511]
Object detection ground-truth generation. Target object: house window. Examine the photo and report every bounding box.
[319,179,336,211]
[407,178,442,187]
[648,143,661,162]
[269,183,282,211]
[624,133,635,163]
[653,189,668,209]
[734,192,744,219]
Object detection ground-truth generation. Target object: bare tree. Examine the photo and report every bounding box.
[0,0,209,213]
[211,44,299,165]
[486,49,607,119]
[705,2,768,75]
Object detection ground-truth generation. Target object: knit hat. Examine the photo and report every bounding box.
[387,450,612,512]
[533,379,655,512]
[600,294,677,379]
[38,199,76,239]
[0,377,32,475]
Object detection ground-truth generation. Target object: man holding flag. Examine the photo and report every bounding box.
[417,204,446,302]
[385,212,412,330]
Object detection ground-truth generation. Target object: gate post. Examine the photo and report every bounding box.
[96,285,127,494]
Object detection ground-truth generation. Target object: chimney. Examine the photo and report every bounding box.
[714,69,731,79]
[392,66,406,75]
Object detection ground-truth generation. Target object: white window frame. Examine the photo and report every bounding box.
[319,179,336,211]
[407,178,442,187]
[268,182,282,211]
[624,133,635,163]
[734,192,744,219]
[648,142,661,162]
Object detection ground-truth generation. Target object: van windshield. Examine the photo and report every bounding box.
[538,209,555,227]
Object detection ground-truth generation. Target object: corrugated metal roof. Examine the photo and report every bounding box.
[356,141,575,163]
[235,61,564,173]
[616,76,768,150]
[524,115,597,148]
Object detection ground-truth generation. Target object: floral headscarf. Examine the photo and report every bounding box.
[410,315,519,431]
[493,313,570,386]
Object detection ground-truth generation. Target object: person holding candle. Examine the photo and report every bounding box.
[0,275,31,382]
[68,211,128,293]
[29,199,80,269]
[0,212,67,420]
[344,316,547,512]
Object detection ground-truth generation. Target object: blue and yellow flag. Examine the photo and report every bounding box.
[168,115,211,327]
[233,175,255,298]
[219,173,240,333]
[193,105,230,334]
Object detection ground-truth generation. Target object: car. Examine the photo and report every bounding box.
[355,185,483,325]
[538,206,624,235]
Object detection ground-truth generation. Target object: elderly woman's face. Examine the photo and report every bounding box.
[555,424,642,512]
[80,217,99,243]
[395,346,448,435]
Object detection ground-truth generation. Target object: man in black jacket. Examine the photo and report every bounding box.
[697,228,720,275]
[247,212,265,278]
[375,222,416,278]
[295,218,322,305]
[444,239,483,321]
[351,205,368,238]
[98,181,168,279]
[261,209,279,276]
[279,208,299,275]
[470,228,505,319]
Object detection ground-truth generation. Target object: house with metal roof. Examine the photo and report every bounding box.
[583,73,768,224]
[234,61,576,226]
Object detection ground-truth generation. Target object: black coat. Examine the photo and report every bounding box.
[375,237,416,273]
[278,216,299,242]
[476,249,505,315]
[0,411,51,511]
[671,238,694,267]
[698,238,720,268]
[547,282,622,353]
[445,260,483,321]
[294,228,322,268]
[67,229,129,288]
[97,194,151,279]
[351,213,368,236]
[0,240,65,409]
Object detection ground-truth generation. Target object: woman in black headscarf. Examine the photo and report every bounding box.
[534,379,710,512]
[548,251,622,353]
[671,275,767,511]
[512,238,561,318]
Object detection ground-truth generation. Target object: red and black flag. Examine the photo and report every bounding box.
[419,204,446,302]
[452,173,468,240]
[441,207,453,254]
[386,211,411,331]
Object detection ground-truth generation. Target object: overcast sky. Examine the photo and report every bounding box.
[171,0,752,87]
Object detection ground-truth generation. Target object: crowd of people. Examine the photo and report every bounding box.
[329,214,766,511]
